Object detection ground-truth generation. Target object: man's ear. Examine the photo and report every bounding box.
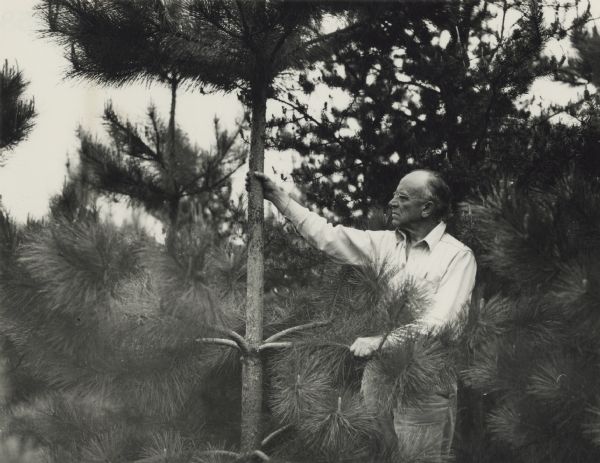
[421,200,434,218]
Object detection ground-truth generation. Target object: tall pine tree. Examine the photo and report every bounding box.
[39,0,364,449]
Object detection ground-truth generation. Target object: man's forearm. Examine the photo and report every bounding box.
[269,188,294,215]
[264,182,381,267]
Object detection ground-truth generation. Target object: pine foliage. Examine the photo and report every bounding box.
[39,0,349,91]
[0,209,243,461]
[553,3,599,88]
[458,175,600,462]
[0,61,36,152]
[262,247,460,462]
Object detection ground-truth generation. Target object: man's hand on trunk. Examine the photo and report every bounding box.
[246,171,288,208]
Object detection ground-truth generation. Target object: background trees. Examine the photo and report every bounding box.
[449,15,600,463]
[0,58,40,463]
[273,0,590,222]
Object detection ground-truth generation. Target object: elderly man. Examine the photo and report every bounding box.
[250,169,476,460]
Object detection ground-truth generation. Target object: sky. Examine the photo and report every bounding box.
[0,0,596,223]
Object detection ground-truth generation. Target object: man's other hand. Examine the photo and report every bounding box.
[350,335,383,358]
[245,171,280,203]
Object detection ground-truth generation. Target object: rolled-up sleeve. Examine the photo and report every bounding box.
[417,249,477,330]
[282,199,389,266]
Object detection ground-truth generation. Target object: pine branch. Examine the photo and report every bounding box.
[206,326,249,354]
[530,97,589,127]
[295,388,378,461]
[287,20,364,60]
[271,95,352,151]
[258,342,293,352]
[103,105,161,165]
[248,450,270,461]
[398,79,441,94]
[195,449,241,460]
[263,319,332,343]
[78,138,171,213]
[196,337,240,350]
[233,0,248,33]
[268,21,297,63]
[181,163,243,197]
[148,107,164,163]
[260,424,292,449]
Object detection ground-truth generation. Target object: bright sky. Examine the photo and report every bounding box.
[0,0,595,222]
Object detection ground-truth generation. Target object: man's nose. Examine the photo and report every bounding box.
[388,197,397,208]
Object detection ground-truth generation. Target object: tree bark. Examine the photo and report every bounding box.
[165,77,180,251]
[241,79,267,452]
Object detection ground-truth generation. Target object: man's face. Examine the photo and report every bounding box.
[388,172,432,228]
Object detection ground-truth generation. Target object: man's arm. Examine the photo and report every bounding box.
[249,171,389,267]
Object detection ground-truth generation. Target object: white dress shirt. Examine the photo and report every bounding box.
[282,200,477,332]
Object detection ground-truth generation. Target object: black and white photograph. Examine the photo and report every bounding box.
[0,1,599,462]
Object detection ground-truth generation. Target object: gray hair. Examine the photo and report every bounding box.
[416,169,452,221]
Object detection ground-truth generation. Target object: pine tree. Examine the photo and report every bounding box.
[39,0,364,450]
[0,61,36,153]
[0,58,41,463]
[553,3,600,89]
[455,174,600,462]
[0,209,237,462]
[535,7,600,186]
[77,102,246,235]
[445,13,600,462]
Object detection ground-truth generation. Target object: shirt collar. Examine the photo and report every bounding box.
[395,221,446,250]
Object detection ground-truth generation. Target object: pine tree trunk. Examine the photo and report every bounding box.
[165,77,179,251]
[168,76,178,222]
[241,81,267,452]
